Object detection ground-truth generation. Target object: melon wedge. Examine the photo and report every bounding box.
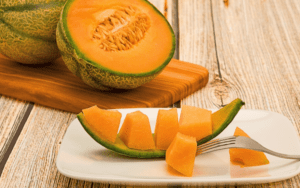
[154,108,179,150]
[229,127,270,167]
[119,111,155,150]
[82,106,122,143]
[166,132,197,177]
[197,98,245,145]
[78,112,165,158]
[77,98,245,158]
[179,105,212,141]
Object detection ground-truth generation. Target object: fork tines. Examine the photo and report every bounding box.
[197,136,237,155]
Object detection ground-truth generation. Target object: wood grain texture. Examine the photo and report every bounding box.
[0,96,30,163]
[0,58,208,113]
[178,0,300,187]
[178,0,218,109]
[211,0,300,133]
[2,0,300,187]
[0,105,76,187]
[211,0,300,187]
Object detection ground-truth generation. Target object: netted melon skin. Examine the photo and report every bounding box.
[0,22,61,64]
[56,20,161,90]
[0,0,66,64]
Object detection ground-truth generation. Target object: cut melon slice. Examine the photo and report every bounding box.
[154,108,179,150]
[78,98,245,158]
[119,111,155,150]
[166,132,197,177]
[179,105,212,141]
[229,127,270,167]
[82,106,122,143]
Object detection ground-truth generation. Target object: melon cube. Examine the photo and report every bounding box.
[179,105,212,141]
[82,106,122,143]
[230,127,269,166]
[154,108,179,150]
[119,111,155,150]
[166,132,197,177]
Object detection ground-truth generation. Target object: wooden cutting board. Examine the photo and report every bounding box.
[0,57,209,113]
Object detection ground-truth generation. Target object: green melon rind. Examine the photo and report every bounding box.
[56,22,112,90]
[0,1,66,64]
[77,113,166,158]
[77,98,245,158]
[56,0,176,90]
[197,98,245,145]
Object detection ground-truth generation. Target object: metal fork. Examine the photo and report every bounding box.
[197,136,300,159]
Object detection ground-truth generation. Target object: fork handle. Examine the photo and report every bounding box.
[236,136,300,160]
[258,147,300,160]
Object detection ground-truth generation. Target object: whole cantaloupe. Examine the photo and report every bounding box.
[0,0,66,64]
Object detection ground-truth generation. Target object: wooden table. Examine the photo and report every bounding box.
[1,0,300,187]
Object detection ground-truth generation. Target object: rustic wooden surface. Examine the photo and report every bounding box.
[1,0,300,187]
[0,97,30,165]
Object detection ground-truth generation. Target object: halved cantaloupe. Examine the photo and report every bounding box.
[229,127,270,167]
[56,0,175,90]
[154,108,179,150]
[179,105,212,141]
[119,111,155,150]
[166,132,197,177]
[82,106,122,143]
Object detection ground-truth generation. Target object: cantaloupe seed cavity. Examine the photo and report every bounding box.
[92,5,151,51]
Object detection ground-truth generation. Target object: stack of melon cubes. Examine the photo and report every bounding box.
[82,105,269,177]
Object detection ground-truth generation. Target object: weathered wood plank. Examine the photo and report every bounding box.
[0,96,30,164]
[0,105,76,187]
[178,0,300,187]
[149,0,165,15]
[211,0,300,129]
[178,0,219,109]
[210,0,300,187]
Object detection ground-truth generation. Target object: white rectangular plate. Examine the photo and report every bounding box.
[56,109,300,185]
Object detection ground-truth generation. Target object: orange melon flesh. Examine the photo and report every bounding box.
[119,111,155,150]
[166,132,197,177]
[66,0,174,74]
[179,105,212,141]
[154,108,179,150]
[230,127,270,167]
[82,106,122,143]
